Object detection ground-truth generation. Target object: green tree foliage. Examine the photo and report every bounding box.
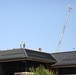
[29,65,57,75]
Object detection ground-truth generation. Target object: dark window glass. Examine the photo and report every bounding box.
[59,67,76,74]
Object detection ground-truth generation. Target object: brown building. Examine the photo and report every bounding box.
[0,48,76,75]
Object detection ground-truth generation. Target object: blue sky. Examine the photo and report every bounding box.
[0,0,76,53]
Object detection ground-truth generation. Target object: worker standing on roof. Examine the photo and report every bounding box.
[23,42,25,48]
[20,42,23,48]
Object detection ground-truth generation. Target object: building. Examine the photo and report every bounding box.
[0,48,76,75]
[52,51,76,75]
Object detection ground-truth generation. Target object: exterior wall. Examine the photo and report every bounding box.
[0,63,2,75]
[2,60,47,75]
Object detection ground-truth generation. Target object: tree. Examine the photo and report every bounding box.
[29,65,57,75]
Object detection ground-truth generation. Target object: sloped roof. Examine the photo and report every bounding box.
[0,48,27,61]
[25,49,56,63]
[0,48,56,63]
[52,51,76,67]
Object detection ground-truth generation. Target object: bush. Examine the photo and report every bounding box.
[29,65,57,75]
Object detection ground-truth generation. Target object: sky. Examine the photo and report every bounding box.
[0,0,76,53]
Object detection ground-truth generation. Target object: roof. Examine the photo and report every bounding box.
[0,48,56,63]
[52,51,76,68]
[25,49,56,63]
[1,48,76,67]
[0,48,27,61]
